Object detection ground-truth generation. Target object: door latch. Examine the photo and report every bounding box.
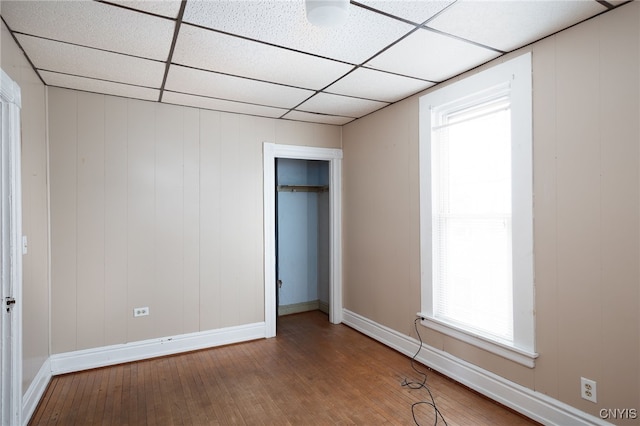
[277,280,283,289]
[5,297,16,313]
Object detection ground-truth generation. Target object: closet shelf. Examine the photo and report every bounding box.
[277,185,329,193]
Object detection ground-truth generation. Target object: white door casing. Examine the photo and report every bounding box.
[263,143,343,337]
[1,68,23,426]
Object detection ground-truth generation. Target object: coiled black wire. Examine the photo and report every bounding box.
[401,318,448,426]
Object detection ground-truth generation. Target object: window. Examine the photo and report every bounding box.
[419,53,536,367]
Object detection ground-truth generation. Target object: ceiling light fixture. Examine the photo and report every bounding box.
[305,0,349,27]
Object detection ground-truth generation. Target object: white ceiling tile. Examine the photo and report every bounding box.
[164,65,314,109]
[162,91,288,118]
[182,0,414,64]
[1,0,174,60]
[107,0,182,18]
[173,24,353,90]
[357,0,455,24]
[326,68,434,102]
[284,111,354,126]
[16,35,165,88]
[3,0,622,121]
[427,0,607,52]
[366,28,500,82]
[40,71,159,101]
[297,93,388,118]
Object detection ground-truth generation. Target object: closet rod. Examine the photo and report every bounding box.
[277,185,329,193]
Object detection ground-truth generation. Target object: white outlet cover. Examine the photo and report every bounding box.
[133,307,149,317]
[581,377,597,403]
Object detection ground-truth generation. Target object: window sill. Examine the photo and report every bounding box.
[417,313,538,368]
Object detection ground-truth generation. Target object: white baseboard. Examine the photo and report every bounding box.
[22,358,52,426]
[342,309,611,426]
[50,321,266,375]
[26,314,612,426]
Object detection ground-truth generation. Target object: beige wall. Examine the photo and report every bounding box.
[343,2,639,421]
[1,21,51,394]
[47,88,341,353]
[7,0,639,420]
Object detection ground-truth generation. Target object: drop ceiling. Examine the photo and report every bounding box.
[1,0,624,126]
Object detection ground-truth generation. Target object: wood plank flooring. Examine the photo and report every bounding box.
[29,311,539,425]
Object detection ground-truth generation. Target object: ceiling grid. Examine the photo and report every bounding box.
[1,0,621,125]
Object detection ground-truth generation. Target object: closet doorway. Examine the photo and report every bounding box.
[276,159,330,320]
[263,143,343,338]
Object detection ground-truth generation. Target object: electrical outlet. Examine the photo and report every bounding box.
[581,377,597,403]
[133,307,149,317]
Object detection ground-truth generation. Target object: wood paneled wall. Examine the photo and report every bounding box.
[48,88,341,354]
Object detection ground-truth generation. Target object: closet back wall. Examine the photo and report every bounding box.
[276,159,330,312]
[48,87,341,354]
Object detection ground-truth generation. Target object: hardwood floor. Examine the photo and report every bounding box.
[29,311,539,425]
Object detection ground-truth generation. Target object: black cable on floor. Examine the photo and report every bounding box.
[401,317,448,426]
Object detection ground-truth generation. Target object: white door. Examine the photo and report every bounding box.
[1,68,23,426]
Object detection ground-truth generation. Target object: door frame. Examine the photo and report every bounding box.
[1,68,24,426]
[263,143,342,337]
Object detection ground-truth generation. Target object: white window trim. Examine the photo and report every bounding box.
[418,53,537,368]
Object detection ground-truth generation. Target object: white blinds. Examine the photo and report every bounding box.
[431,97,514,343]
